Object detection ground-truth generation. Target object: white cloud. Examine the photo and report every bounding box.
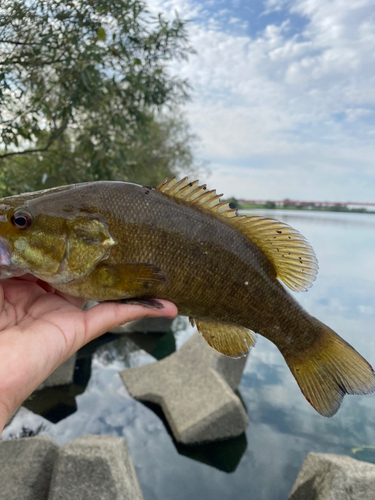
[150,0,375,201]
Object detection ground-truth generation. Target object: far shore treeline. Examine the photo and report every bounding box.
[226,197,374,214]
[0,0,204,198]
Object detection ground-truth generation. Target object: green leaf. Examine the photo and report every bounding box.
[97,28,106,41]
[0,0,194,193]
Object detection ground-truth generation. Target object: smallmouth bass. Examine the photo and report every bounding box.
[0,177,373,416]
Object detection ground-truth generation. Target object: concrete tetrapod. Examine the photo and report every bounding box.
[0,435,144,500]
[37,354,77,391]
[49,435,144,500]
[120,331,249,445]
[0,436,58,500]
[288,452,375,500]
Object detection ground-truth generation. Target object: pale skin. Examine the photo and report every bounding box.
[0,276,178,436]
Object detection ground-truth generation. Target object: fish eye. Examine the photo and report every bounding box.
[11,212,33,230]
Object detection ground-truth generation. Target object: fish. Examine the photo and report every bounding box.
[0,177,373,416]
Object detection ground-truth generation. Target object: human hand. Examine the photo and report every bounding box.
[0,276,178,435]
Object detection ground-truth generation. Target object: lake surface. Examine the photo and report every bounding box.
[4,210,375,500]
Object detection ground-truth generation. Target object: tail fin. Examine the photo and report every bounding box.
[284,321,375,417]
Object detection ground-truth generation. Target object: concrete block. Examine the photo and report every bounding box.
[37,354,77,391]
[0,436,58,500]
[288,452,375,500]
[120,332,248,444]
[48,435,144,500]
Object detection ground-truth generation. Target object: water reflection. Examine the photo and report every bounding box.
[120,330,175,361]
[22,329,176,425]
[245,209,375,229]
[142,400,248,473]
[23,352,93,423]
[351,447,375,465]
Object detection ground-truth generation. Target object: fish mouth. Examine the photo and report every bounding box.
[0,238,24,279]
[0,237,16,278]
[0,237,11,267]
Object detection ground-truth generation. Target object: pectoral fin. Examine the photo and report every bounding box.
[118,297,164,309]
[190,318,256,358]
[94,263,168,292]
[54,262,168,301]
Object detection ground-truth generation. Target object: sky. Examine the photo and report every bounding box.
[149,0,375,202]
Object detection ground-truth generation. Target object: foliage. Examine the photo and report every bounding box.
[226,197,239,209]
[122,109,202,187]
[0,110,204,195]
[0,0,195,192]
[264,201,276,209]
[7,424,46,439]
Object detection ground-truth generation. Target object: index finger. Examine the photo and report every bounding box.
[82,299,178,345]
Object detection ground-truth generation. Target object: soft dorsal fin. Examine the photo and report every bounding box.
[230,216,318,292]
[157,176,318,292]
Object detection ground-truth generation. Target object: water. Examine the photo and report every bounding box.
[4,210,375,500]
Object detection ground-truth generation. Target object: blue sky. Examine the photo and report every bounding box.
[150,0,375,202]
[187,0,309,38]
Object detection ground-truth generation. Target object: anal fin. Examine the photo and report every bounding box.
[190,318,256,358]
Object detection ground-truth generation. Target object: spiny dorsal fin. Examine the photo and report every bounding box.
[157,177,318,292]
[157,176,238,218]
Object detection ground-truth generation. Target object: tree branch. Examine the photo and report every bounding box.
[0,55,68,67]
[0,143,52,159]
[0,118,69,159]
[0,40,35,46]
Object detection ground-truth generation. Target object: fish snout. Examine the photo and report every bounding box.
[0,237,12,268]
